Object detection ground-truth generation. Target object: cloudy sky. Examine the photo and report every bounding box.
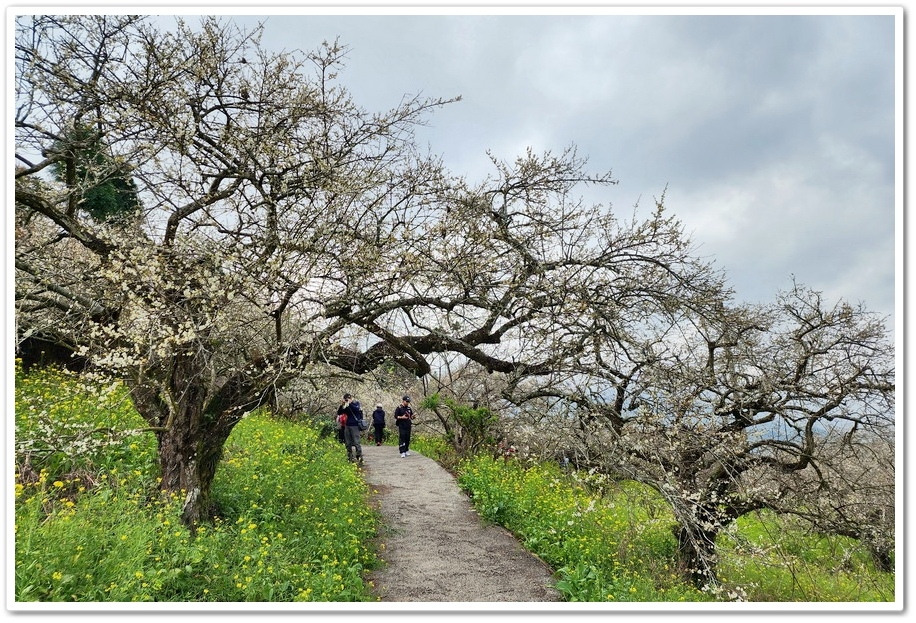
[212,8,899,333]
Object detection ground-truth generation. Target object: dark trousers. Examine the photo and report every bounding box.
[373,424,385,444]
[398,425,411,454]
[344,426,362,460]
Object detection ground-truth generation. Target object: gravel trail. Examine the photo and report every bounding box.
[358,442,562,603]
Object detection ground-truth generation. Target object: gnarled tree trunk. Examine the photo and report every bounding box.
[673,522,722,589]
[130,354,253,528]
[154,405,234,527]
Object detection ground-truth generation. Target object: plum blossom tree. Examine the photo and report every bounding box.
[504,282,894,588]
[15,14,466,524]
[16,15,715,526]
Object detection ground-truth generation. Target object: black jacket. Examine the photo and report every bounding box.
[394,404,414,428]
[372,407,386,426]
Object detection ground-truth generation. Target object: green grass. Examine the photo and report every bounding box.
[454,454,704,602]
[452,454,895,603]
[716,511,895,601]
[14,364,895,603]
[14,364,379,602]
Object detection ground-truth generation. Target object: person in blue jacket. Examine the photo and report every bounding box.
[339,393,365,464]
[371,403,386,446]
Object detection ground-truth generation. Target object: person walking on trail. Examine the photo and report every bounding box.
[394,395,415,458]
[339,393,365,464]
[335,395,349,445]
[371,403,386,446]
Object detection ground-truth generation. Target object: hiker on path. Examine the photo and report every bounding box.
[335,395,349,445]
[339,393,365,464]
[371,403,387,446]
[394,395,415,458]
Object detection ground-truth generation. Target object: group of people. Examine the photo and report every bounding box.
[336,393,416,463]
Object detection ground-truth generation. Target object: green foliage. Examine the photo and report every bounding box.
[554,562,674,602]
[409,434,451,463]
[422,393,498,457]
[294,410,341,441]
[80,175,141,223]
[14,362,156,482]
[455,454,895,603]
[16,475,187,601]
[210,414,378,601]
[50,123,141,223]
[14,367,379,602]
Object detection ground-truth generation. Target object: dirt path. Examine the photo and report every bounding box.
[359,442,562,602]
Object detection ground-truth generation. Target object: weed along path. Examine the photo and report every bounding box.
[359,443,562,603]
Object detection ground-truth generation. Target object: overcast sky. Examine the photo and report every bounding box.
[208,8,898,333]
